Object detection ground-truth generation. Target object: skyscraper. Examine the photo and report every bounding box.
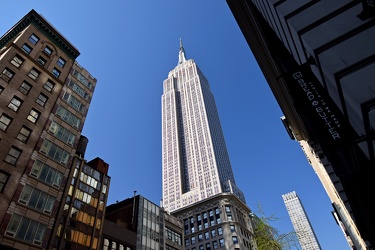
[162,39,245,213]
[282,191,322,250]
[161,40,256,250]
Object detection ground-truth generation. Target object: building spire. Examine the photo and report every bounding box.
[178,37,187,65]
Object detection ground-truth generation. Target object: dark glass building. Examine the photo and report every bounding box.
[226,1,375,248]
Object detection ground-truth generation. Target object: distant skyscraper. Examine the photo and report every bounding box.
[282,191,322,250]
[161,39,245,213]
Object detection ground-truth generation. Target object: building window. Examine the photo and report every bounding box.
[52,68,60,78]
[1,67,15,82]
[57,57,66,68]
[19,185,55,214]
[36,93,48,107]
[44,46,53,56]
[217,227,223,236]
[40,139,70,165]
[37,56,47,66]
[198,233,203,242]
[8,96,23,112]
[10,55,24,68]
[185,238,189,247]
[67,79,90,100]
[204,231,209,240]
[62,92,86,113]
[4,146,22,165]
[56,105,81,129]
[165,227,182,245]
[191,236,196,244]
[5,213,46,245]
[27,109,40,123]
[211,229,216,237]
[232,236,238,244]
[28,68,40,80]
[0,86,3,93]
[206,243,211,250]
[225,206,231,213]
[17,126,32,143]
[0,113,12,131]
[212,241,218,249]
[72,69,93,89]
[219,239,225,247]
[17,81,32,96]
[49,121,76,145]
[227,215,232,221]
[29,34,40,44]
[44,80,55,92]
[0,170,10,192]
[230,225,235,232]
[21,43,32,54]
[30,160,63,187]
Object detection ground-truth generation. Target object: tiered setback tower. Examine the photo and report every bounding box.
[162,40,256,250]
[162,39,245,213]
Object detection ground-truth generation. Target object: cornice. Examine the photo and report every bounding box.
[0,9,80,59]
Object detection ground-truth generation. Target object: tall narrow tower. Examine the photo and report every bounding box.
[162,39,245,213]
[161,40,256,250]
[282,191,322,250]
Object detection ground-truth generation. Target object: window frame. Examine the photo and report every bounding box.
[4,146,22,165]
[44,46,53,56]
[0,113,12,131]
[1,67,15,82]
[21,43,32,54]
[8,96,23,112]
[0,170,10,192]
[17,126,32,143]
[36,93,48,107]
[10,54,24,68]
[37,56,47,66]
[52,68,61,78]
[44,80,55,92]
[19,81,32,95]
[27,109,40,124]
[57,57,66,68]
[28,68,41,80]
[28,34,40,45]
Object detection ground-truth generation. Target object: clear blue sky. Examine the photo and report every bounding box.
[3,1,350,249]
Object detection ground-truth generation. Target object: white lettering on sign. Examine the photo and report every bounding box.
[292,71,341,141]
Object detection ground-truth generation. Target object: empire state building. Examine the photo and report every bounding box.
[162,39,245,213]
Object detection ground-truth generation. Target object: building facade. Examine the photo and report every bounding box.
[172,193,256,250]
[0,10,108,250]
[103,194,184,250]
[161,40,256,249]
[226,1,375,248]
[282,191,321,250]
